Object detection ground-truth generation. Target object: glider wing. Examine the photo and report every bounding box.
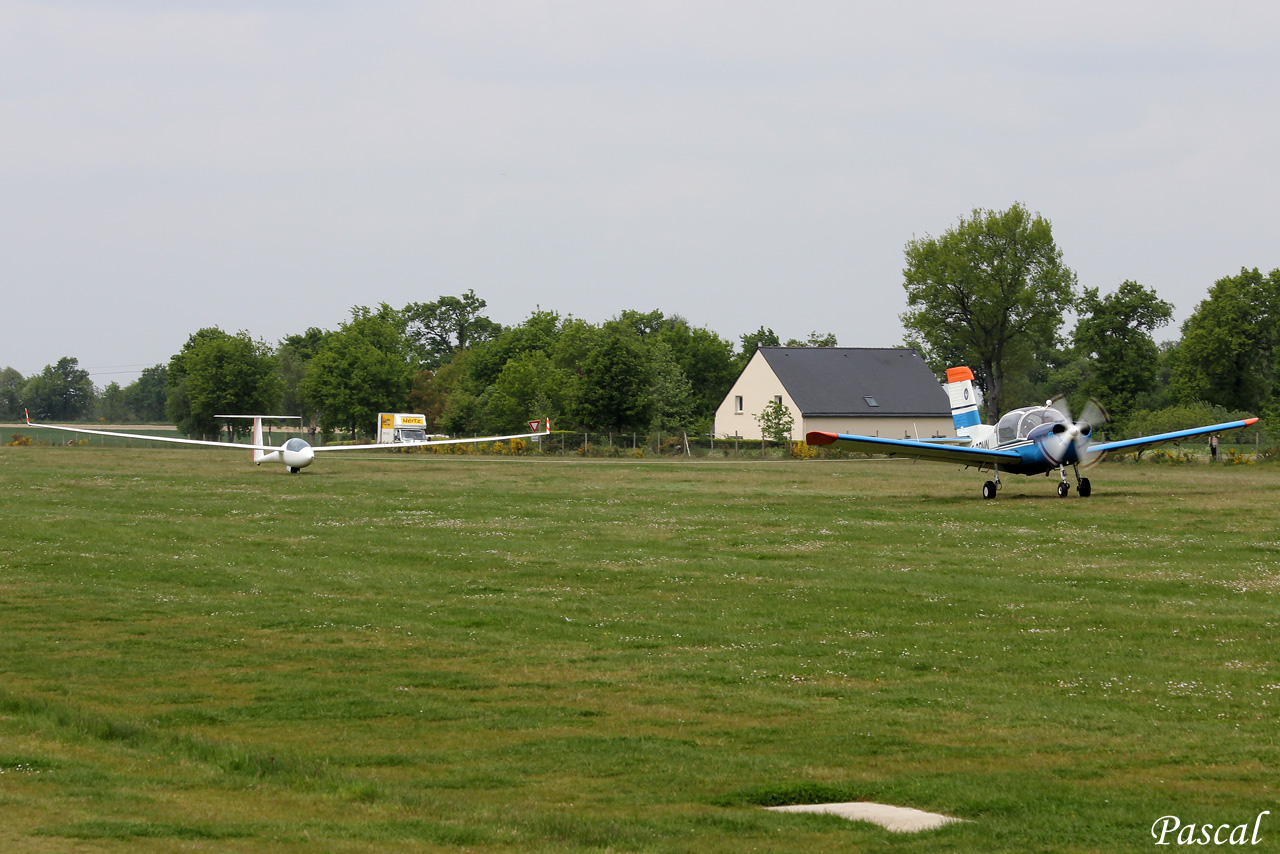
[23,413,277,451]
[311,425,551,453]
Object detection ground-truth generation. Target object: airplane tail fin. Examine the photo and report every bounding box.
[252,416,268,465]
[945,367,982,437]
[217,415,297,465]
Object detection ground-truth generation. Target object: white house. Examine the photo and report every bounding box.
[714,347,954,441]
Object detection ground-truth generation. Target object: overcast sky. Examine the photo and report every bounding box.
[5,2,1279,385]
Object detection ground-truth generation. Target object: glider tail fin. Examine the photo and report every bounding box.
[216,415,281,466]
[945,366,983,437]
[252,416,266,464]
[249,416,285,466]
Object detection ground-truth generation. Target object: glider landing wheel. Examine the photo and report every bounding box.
[1078,477,1091,498]
[982,481,997,500]
[1057,481,1070,498]
[288,467,300,474]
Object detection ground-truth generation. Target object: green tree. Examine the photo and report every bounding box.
[756,398,795,444]
[97,382,129,423]
[654,319,736,429]
[648,340,696,434]
[0,367,25,421]
[483,350,570,433]
[278,328,331,426]
[1170,267,1280,414]
[23,357,96,421]
[1068,281,1173,421]
[166,329,282,438]
[784,331,838,347]
[737,326,780,366]
[408,352,473,431]
[123,365,168,422]
[574,324,653,433]
[462,310,561,395]
[403,289,503,369]
[901,203,1078,419]
[300,305,414,439]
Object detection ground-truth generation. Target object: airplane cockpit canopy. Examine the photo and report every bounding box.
[285,438,309,451]
[997,406,1066,444]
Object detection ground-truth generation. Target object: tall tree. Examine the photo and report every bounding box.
[647,340,696,434]
[97,382,129,423]
[574,323,653,433]
[462,310,560,394]
[784,331,838,348]
[901,203,1077,419]
[22,357,95,421]
[123,364,168,422]
[1170,267,1280,414]
[300,305,414,439]
[482,350,571,433]
[166,329,281,438]
[737,327,780,367]
[0,367,25,421]
[403,289,503,369]
[654,319,737,427]
[278,328,331,425]
[1069,281,1173,421]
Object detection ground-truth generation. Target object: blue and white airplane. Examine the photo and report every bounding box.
[806,366,1258,499]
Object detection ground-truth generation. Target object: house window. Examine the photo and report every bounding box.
[735,395,744,414]
[774,395,783,405]
[864,395,879,407]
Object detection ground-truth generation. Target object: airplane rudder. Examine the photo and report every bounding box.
[252,416,265,463]
[945,366,981,433]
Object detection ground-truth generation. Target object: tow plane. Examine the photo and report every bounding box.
[23,411,551,473]
[806,367,1258,499]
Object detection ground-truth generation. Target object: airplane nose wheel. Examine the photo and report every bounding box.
[1057,481,1070,498]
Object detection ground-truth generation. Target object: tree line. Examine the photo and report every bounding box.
[4,293,830,440]
[901,203,1277,439]
[6,203,1277,443]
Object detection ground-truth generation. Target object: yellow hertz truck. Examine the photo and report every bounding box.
[377,412,431,444]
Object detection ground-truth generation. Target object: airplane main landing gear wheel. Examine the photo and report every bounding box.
[982,481,997,500]
[1078,477,1091,497]
[1057,481,1070,498]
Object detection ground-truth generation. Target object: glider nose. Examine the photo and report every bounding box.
[281,440,315,470]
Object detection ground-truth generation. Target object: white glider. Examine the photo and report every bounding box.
[23,411,551,473]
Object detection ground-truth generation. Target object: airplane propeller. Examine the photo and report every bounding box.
[1046,395,1110,469]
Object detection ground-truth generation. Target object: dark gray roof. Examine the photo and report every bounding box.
[758,347,950,417]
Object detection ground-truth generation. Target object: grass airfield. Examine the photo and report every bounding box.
[1,445,1278,852]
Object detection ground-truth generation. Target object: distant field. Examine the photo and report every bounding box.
[2,446,1278,852]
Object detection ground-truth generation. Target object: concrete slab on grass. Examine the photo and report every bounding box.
[766,801,963,833]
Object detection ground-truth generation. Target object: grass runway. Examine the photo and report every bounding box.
[1,445,1278,852]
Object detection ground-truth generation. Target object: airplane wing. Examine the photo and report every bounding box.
[311,426,551,453]
[23,414,278,451]
[806,431,1021,465]
[1089,417,1258,456]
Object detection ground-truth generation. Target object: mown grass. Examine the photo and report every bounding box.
[1,445,1278,852]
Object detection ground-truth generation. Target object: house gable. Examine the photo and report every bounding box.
[757,347,949,417]
[713,347,952,441]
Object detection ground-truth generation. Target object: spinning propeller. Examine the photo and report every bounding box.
[1045,395,1110,468]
